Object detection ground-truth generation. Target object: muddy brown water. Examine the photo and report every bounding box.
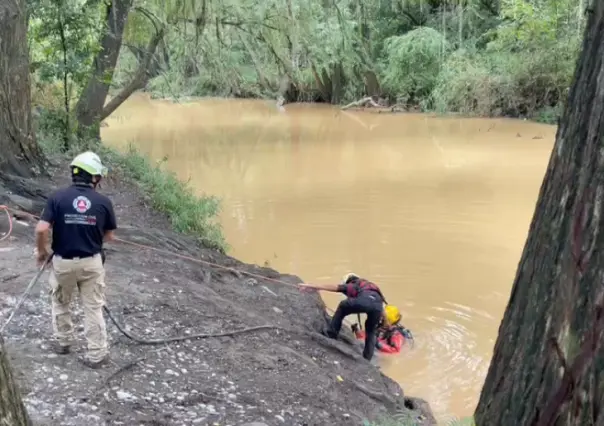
[101,93,556,421]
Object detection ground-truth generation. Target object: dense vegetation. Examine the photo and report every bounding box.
[28,0,584,134]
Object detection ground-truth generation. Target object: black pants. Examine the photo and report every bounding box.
[327,292,383,361]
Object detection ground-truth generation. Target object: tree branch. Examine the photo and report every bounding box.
[99,27,165,121]
[131,6,162,33]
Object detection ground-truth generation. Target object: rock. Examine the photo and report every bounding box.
[404,397,438,425]
[59,374,68,381]
[7,194,34,212]
[275,415,285,422]
[116,391,137,401]
[272,307,283,314]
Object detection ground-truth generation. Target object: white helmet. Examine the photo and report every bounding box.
[70,151,108,177]
[342,272,359,284]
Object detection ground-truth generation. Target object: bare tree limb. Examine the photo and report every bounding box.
[99,27,165,121]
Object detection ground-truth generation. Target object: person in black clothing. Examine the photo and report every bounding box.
[298,272,385,361]
[351,303,412,352]
[35,151,117,369]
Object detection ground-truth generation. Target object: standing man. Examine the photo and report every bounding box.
[35,151,117,369]
[299,272,386,361]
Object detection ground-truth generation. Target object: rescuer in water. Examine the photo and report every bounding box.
[298,273,389,361]
[357,304,413,352]
[35,151,117,369]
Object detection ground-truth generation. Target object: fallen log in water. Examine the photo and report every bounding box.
[341,96,381,110]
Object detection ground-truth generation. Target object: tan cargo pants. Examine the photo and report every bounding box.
[49,253,108,362]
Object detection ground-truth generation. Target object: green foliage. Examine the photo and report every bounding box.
[29,0,585,123]
[29,0,104,145]
[108,146,228,253]
[29,0,101,87]
[381,27,449,104]
[38,133,228,253]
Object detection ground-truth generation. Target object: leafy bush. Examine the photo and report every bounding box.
[380,27,449,105]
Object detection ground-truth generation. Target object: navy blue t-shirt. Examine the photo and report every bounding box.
[41,184,117,258]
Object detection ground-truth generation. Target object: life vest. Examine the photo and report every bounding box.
[346,279,387,303]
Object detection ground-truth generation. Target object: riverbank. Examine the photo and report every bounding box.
[139,87,564,125]
[0,144,437,426]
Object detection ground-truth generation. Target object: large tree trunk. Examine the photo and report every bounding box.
[475,3,604,426]
[0,336,31,425]
[74,0,132,138]
[0,0,46,178]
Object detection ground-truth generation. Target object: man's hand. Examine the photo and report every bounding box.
[34,247,51,268]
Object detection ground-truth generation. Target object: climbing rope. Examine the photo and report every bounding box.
[0,258,289,344]
[113,236,305,291]
[102,305,285,345]
[0,205,414,351]
[0,206,347,345]
[0,257,51,334]
[0,205,13,242]
[0,205,321,294]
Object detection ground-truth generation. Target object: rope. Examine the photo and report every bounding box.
[113,236,302,290]
[0,205,321,294]
[102,305,285,345]
[0,205,411,351]
[0,205,13,242]
[0,257,290,343]
[0,257,51,333]
[0,205,348,344]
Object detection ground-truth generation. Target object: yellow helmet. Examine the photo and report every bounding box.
[70,151,108,177]
[384,305,401,326]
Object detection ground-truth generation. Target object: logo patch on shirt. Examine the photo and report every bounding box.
[73,196,92,213]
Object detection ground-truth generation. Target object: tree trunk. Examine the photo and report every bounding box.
[74,0,132,138]
[0,0,46,178]
[474,3,604,425]
[0,336,31,426]
[364,71,381,98]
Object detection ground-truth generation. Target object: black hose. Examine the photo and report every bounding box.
[102,305,281,345]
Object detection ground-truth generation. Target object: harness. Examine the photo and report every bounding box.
[346,279,387,303]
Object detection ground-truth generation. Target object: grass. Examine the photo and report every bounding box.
[37,132,228,253]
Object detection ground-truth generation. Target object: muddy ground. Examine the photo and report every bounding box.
[0,157,436,426]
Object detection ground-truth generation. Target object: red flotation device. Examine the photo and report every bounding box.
[354,330,405,354]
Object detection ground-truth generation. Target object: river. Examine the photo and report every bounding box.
[101,93,556,421]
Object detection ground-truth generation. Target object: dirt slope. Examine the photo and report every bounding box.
[0,159,436,426]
